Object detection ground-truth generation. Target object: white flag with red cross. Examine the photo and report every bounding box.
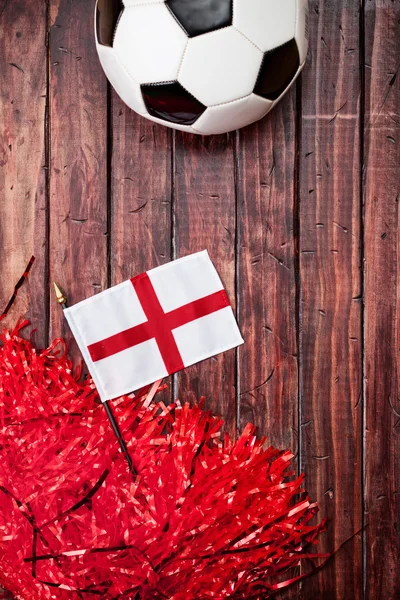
[64,251,244,402]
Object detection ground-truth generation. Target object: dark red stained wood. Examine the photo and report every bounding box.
[236,95,298,454]
[48,0,108,347]
[173,133,237,438]
[110,104,172,283]
[299,1,362,598]
[0,0,47,346]
[111,100,173,403]
[364,2,400,598]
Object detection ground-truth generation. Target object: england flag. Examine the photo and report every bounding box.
[64,251,244,402]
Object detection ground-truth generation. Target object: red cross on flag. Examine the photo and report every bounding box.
[64,251,244,402]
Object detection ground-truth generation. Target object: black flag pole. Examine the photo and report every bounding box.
[53,283,135,474]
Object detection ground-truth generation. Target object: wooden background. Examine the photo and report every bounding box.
[0,0,399,598]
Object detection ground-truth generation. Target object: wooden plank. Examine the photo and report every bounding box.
[364,2,400,598]
[299,1,362,597]
[236,80,299,600]
[236,94,298,455]
[174,133,237,438]
[49,0,108,348]
[111,100,173,403]
[0,0,47,345]
[0,3,47,597]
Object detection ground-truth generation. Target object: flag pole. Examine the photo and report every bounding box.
[53,283,135,475]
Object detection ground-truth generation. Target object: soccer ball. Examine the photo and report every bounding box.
[95,0,309,135]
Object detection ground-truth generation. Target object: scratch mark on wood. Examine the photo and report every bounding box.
[9,62,24,73]
[240,369,275,396]
[128,201,148,214]
[268,252,290,271]
[333,221,348,233]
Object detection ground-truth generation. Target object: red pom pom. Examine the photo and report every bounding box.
[0,324,325,599]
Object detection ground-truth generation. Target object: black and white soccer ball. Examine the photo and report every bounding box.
[95,0,309,135]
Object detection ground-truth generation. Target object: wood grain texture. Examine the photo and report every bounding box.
[49,0,108,345]
[364,1,400,598]
[173,133,237,438]
[0,0,47,345]
[299,1,363,598]
[236,95,298,454]
[110,104,172,283]
[110,98,173,402]
[236,93,299,600]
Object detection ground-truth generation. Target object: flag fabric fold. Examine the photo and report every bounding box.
[65,251,244,402]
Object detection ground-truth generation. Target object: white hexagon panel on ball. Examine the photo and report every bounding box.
[95,0,309,135]
[178,28,263,107]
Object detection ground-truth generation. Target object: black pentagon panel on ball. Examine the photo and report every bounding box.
[96,0,124,47]
[254,39,300,102]
[166,0,233,38]
[141,82,206,126]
